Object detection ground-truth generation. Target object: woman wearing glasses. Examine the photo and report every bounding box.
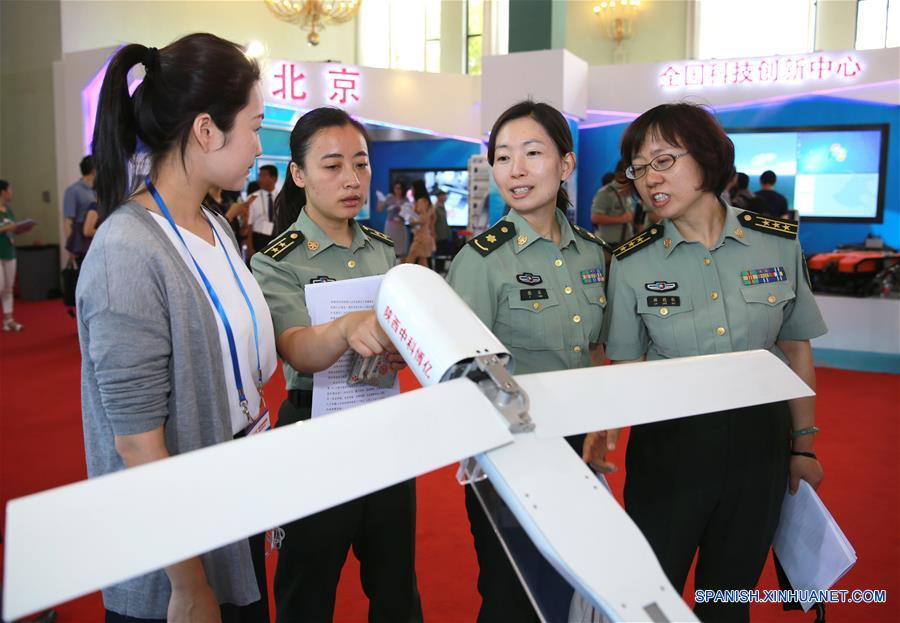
[603,103,826,622]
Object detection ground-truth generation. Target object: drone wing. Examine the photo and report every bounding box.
[2,378,512,621]
[518,350,813,438]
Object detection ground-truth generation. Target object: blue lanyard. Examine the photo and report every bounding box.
[145,178,263,423]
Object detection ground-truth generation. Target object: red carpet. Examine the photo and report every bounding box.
[1,299,897,622]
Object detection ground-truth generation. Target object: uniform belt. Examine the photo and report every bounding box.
[288,389,313,409]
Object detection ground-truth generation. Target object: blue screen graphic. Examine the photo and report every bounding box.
[728,128,883,219]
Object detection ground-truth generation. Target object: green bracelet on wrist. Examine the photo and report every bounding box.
[791,426,820,439]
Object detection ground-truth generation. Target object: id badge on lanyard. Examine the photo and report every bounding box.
[146,177,271,438]
[243,387,271,436]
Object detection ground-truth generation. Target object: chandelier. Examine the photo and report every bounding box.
[265,0,362,46]
[593,0,645,63]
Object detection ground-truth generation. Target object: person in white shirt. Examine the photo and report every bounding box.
[247,164,279,254]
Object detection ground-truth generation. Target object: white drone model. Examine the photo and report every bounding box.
[3,264,813,622]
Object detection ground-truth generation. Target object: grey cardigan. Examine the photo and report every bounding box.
[76,203,259,618]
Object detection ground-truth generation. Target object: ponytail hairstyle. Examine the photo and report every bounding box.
[92,33,260,214]
[486,100,575,212]
[274,107,371,234]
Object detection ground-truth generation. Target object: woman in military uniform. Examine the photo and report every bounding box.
[251,107,422,623]
[604,103,826,622]
[447,101,613,623]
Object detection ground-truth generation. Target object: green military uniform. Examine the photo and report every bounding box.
[0,206,18,260]
[605,204,827,623]
[447,207,608,623]
[250,207,422,623]
[251,208,395,392]
[447,208,608,375]
[591,181,638,246]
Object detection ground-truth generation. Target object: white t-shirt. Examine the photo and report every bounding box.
[248,191,276,236]
[151,211,277,435]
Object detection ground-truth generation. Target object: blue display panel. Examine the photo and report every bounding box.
[728,125,888,222]
[390,168,470,227]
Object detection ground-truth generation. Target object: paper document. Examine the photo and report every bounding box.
[772,481,857,611]
[306,275,399,417]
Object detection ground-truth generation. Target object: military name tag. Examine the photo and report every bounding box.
[647,296,680,307]
[516,272,543,285]
[520,288,549,301]
[310,275,336,284]
[741,266,786,286]
[645,281,678,292]
[581,267,605,285]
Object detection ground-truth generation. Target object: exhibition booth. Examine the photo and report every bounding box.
[51,44,900,364]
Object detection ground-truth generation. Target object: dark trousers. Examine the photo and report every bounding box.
[465,435,585,623]
[105,532,269,623]
[625,402,791,623]
[274,397,423,623]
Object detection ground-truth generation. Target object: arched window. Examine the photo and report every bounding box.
[856,0,900,49]
[358,0,442,71]
[696,0,817,59]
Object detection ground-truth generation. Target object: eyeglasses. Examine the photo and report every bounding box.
[625,152,689,180]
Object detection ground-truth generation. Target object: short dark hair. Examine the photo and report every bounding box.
[601,172,615,186]
[79,156,95,176]
[487,100,574,212]
[246,180,260,195]
[760,170,777,185]
[736,172,749,190]
[259,164,278,180]
[93,33,261,213]
[274,107,371,234]
[0,180,8,194]
[620,103,734,196]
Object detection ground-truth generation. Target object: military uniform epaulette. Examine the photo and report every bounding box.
[262,229,305,261]
[360,223,394,246]
[737,211,798,240]
[467,221,516,257]
[572,224,611,252]
[613,225,665,260]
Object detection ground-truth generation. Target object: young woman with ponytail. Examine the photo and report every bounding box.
[446,101,614,622]
[77,33,277,623]
[250,107,421,623]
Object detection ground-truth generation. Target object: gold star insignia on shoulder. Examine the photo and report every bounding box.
[572,224,608,250]
[468,221,516,257]
[517,235,528,246]
[359,223,394,247]
[738,210,798,240]
[613,225,665,260]
[307,240,320,251]
[734,228,744,238]
[262,230,305,261]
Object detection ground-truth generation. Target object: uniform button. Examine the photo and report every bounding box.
[564,286,573,295]
[572,314,582,323]
[711,291,719,300]
[532,302,541,311]
[703,258,712,266]
[716,326,726,336]
[554,259,563,267]
[767,294,777,304]
[573,345,582,353]
[598,296,607,305]
[347,260,357,269]
[659,307,669,316]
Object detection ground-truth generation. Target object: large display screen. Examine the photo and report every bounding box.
[727,125,888,222]
[389,168,469,227]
